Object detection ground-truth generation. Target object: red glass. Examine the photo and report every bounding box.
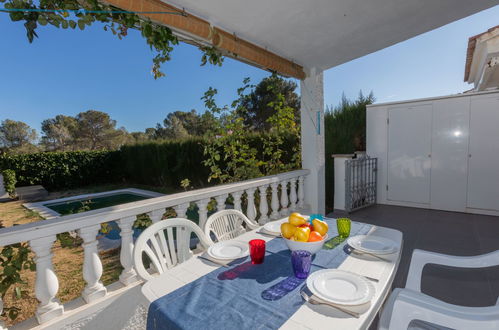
[249,239,266,264]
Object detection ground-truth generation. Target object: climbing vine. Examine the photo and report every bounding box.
[0,0,224,78]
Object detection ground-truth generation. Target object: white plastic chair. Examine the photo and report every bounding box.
[379,249,499,330]
[133,218,212,281]
[203,209,259,243]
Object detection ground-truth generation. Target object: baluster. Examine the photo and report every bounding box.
[148,209,164,224]
[197,199,210,229]
[270,182,280,219]
[232,191,243,212]
[258,185,269,224]
[298,176,305,209]
[174,203,189,218]
[215,194,227,211]
[289,178,298,211]
[78,225,107,303]
[245,188,257,222]
[280,180,289,216]
[0,297,4,330]
[118,216,138,285]
[30,235,64,324]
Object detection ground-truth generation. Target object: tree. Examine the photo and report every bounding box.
[0,119,37,150]
[40,115,78,151]
[155,110,218,139]
[238,74,300,131]
[74,110,124,150]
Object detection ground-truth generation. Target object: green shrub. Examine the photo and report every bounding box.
[2,169,16,198]
[0,151,122,190]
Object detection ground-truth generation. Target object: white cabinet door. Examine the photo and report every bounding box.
[467,95,499,211]
[430,97,470,212]
[387,104,432,204]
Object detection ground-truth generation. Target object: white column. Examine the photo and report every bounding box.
[258,185,269,224]
[298,176,305,209]
[78,225,107,303]
[300,68,325,214]
[148,209,164,224]
[30,236,64,324]
[289,178,298,211]
[245,188,257,222]
[215,194,227,211]
[118,216,138,285]
[270,182,280,219]
[197,199,210,229]
[174,203,189,218]
[232,191,243,212]
[280,180,289,216]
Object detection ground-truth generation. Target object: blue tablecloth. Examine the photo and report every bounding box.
[147,219,372,330]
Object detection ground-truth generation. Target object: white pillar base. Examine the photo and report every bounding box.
[82,286,107,304]
[35,302,64,324]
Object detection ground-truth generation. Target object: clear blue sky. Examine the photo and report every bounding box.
[1,5,498,133]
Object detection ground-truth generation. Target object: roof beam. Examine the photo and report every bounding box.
[105,0,306,79]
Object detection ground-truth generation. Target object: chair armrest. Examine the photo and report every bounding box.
[381,289,499,330]
[406,249,499,292]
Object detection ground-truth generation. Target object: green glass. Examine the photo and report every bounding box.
[336,218,351,238]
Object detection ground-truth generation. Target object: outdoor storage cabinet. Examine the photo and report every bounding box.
[367,90,499,216]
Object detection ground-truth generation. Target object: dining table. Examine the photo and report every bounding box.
[141,217,403,330]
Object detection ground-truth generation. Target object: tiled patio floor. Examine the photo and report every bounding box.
[329,205,499,328]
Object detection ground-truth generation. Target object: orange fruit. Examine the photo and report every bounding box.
[308,231,323,242]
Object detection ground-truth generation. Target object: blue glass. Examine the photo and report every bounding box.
[291,250,312,279]
[309,214,323,223]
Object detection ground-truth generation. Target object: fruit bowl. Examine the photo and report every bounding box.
[283,234,328,255]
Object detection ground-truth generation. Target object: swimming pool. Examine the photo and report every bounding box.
[24,188,165,244]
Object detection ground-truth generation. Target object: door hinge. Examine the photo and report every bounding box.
[386,185,389,191]
[386,118,389,125]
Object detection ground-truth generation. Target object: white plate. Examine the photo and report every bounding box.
[207,241,249,260]
[307,269,375,306]
[262,219,287,235]
[347,235,398,255]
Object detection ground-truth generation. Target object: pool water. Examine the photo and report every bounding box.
[46,193,152,240]
[46,193,150,215]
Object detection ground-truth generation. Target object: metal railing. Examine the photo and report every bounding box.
[344,157,377,212]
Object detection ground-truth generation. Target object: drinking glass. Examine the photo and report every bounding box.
[336,218,351,239]
[249,239,266,264]
[291,250,312,279]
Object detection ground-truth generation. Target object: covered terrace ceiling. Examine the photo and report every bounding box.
[163,0,498,73]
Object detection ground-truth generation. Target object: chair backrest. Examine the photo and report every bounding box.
[203,209,258,243]
[133,218,212,281]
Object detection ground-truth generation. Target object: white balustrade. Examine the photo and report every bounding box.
[258,185,269,224]
[197,198,210,229]
[0,169,309,325]
[298,175,305,209]
[215,194,227,211]
[174,203,189,218]
[148,209,164,223]
[232,191,243,212]
[280,180,289,216]
[245,188,257,222]
[78,225,107,303]
[289,178,298,211]
[118,216,138,285]
[270,182,280,219]
[30,235,64,324]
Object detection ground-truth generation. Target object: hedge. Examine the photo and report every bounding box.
[0,151,121,190]
[2,169,16,197]
[0,133,300,191]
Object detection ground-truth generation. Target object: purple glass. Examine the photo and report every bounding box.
[291,250,312,279]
